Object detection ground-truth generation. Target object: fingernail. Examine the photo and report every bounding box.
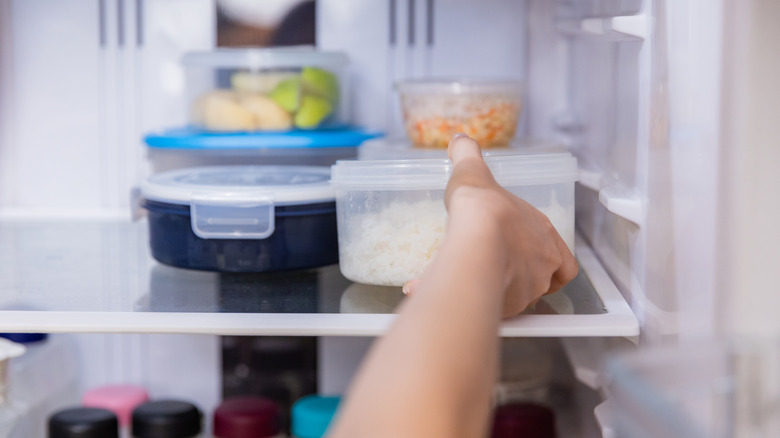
[452,132,468,140]
[402,279,419,295]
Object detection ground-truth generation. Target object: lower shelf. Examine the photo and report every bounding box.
[0,219,638,336]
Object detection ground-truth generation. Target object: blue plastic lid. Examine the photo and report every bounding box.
[144,126,382,150]
[291,396,341,438]
[0,333,47,344]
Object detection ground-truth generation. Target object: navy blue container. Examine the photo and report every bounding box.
[140,166,338,273]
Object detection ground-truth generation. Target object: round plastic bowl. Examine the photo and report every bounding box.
[396,78,523,149]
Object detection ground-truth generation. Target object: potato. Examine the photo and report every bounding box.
[190,90,255,131]
[238,94,293,131]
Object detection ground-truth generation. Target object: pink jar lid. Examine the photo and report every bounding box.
[82,385,150,427]
[491,402,556,438]
[214,397,281,438]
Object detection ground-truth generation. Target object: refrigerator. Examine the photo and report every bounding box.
[1,0,778,436]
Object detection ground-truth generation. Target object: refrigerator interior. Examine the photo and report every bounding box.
[0,0,751,435]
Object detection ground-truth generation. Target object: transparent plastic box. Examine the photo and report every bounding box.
[396,78,523,149]
[330,153,578,286]
[183,47,348,132]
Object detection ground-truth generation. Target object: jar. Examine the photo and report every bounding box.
[290,396,340,438]
[49,407,119,438]
[490,402,556,438]
[132,401,202,438]
[213,397,284,438]
[83,385,149,438]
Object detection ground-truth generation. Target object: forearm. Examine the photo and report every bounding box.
[329,229,506,438]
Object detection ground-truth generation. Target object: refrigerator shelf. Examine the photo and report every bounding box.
[0,219,638,337]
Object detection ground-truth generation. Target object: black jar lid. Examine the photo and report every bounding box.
[132,400,202,438]
[49,407,119,438]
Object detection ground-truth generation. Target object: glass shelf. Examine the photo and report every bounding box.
[0,219,637,337]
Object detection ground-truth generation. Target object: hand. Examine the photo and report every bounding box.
[404,133,578,317]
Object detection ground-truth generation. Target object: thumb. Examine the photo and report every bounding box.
[448,133,482,165]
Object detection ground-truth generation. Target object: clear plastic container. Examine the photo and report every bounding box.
[330,153,578,286]
[139,166,338,273]
[183,47,348,132]
[396,78,523,149]
[358,137,567,161]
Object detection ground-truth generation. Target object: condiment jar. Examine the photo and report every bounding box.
[83,385,149,438]
[49,407,119,438]
[213,397,283,438]
[290,396,340,438]
[132,401,202,438]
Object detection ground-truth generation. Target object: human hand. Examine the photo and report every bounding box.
[403,133,578,317]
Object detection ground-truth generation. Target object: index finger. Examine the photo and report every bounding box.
[445,134,496,206]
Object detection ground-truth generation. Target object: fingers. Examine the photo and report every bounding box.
[445,134,497,209]
[402,278,420,295]
[448,132,482,164]
[545,235,579,295]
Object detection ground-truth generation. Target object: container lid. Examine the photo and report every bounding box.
[395,78,523,95]
[358,138,568,161]
[132,400,202,438]
[213,397,282,438]
[182,46,348,70]
[331,153,579,190]
[0,332,47,344]
[82,385,150,427]
[141,166,334,206]
[49,407,119,438]
[490,403,556,438]
[144,127,383,150]
[291,395,341,438]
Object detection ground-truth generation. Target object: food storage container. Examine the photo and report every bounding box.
[140,166,338,273]
[330,153,578,286]
[396,78,523,149]
[358,137,566,160]
[183,47,348,132]
[144,127,381,173]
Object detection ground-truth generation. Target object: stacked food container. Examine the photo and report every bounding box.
[138,47,380,274]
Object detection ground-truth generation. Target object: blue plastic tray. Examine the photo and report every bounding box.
[145,126,383,150]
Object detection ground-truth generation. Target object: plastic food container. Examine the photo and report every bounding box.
[140,166,338,273]
[132,400,202,438]
[396,78,523,149]
[358,137,567,160]
[330,153,577,286]
[183,47,348,132]
[144,127,381,173]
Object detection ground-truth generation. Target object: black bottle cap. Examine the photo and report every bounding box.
[132,400,202,438]
[49,407,119,438]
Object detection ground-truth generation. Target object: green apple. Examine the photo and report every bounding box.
[301,67,339,103]
[269,78,302,113]
[294,95,333,129]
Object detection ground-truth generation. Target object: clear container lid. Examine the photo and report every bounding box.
[181,46,348,70]
[358,138,568,160]
[141,166,335,206]
[395,77,523,95]
[331,153,578,190]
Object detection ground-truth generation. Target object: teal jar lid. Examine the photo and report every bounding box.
[291,396,341,438]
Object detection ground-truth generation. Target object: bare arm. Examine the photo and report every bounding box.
[328,134,578,438]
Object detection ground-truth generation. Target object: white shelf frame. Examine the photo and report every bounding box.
[0,239,638,337]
